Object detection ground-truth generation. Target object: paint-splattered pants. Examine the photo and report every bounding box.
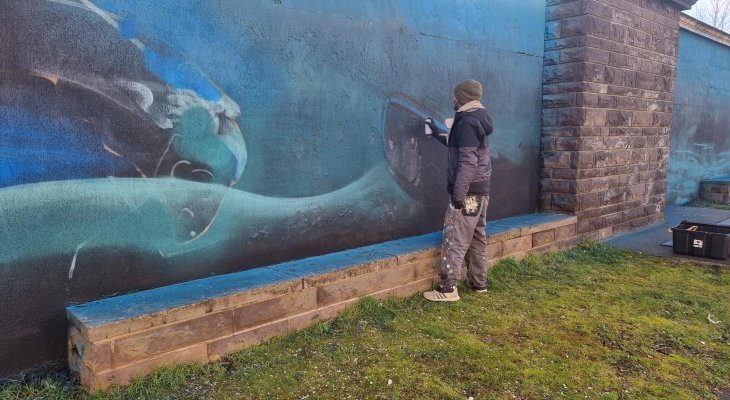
[438,195,489,290]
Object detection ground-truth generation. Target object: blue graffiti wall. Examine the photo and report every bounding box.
[668,29,730,204]
[0,0,546,374]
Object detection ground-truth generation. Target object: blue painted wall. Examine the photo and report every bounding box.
[668,29,730,204]
[0,0,546,374]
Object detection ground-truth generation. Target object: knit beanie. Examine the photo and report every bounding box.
[453,79,483,105]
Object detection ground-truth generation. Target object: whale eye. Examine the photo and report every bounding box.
[217,113,242,137]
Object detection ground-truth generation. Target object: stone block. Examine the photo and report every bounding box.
[551,193,579,212]
[543,126,578,138]
[630,215,653,229]
[233,289,317,331]
[542,108,558,127]
[557,108,585,126]
[608,52,629,68]
[708,182,730,195]
[301,256,398,288]
[316,264,416,307]
[502,235,533,256]
[612,221,632,235]
[561,47,587,63]
[68,326,112,373]
[607,110,633,126]
[545,35,588,51]
[396,247,439,265]
[550,168,580,180]
[113,310,233,367]
[584,109,608,126]
[542,137,558,151]
[546,1,583,21]
[486,229,522,245]
[580,62,607,82]
[88,344,210,392]
[545,20,562,40]
[539,192,552,210]
[586,47,611,64]
[520,215,578,236]
[287,298,359,332]
[533,229,556,247]
[69,271,302,343]
[531,235,582,256]
[543,93,576,108]
[413,258,439,280]
[651,112,672,127]
[574,92,598,108]
[207,320,288,362]
[541,178,577,193]
[635,71,656,90]
[541,151,573,169]
[554,223,577,241]
[370,277,436,301]
[572,151,595,169]
[604,211,625,226]
[604,65,624,85]
[597,227,614,240]
[583,0,615,19]
[701,192,728,202]
[577,220,591,234]
[544,50,560,66]
[489,241,504,259]
[543,64,579,84]
[561,15,590,37]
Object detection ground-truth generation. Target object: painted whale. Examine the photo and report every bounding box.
[0,0,247,242]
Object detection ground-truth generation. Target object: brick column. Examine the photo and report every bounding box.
[539,0,697,240]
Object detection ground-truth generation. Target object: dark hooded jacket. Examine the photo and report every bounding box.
[433,107,493,202]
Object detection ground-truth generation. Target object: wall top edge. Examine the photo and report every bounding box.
[666,0,698,11]
[680,14,730,48]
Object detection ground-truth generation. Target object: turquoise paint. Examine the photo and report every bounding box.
[90,0,545,198]
[668,29,730,204]
[173,107,239,184]
[0,0,548,374]
[0,164,411,265]
[1,0,548,263]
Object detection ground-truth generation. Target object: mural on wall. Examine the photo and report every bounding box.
[667,29,730,204]
[0,0,546,374]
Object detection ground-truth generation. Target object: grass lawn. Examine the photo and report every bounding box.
[2,243,729,399]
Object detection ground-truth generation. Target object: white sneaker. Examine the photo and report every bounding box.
[423,287,460,302]
[472,285,488,294]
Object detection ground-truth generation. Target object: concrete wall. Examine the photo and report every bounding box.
[0,0,547,376]
[667,22,730,204]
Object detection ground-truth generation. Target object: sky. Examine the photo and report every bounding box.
[683,0,730,33]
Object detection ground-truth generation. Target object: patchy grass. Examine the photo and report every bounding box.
[2,243,729,399]
[687,199,730,211]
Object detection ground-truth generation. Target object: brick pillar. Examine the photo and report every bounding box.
[540,0,697,240]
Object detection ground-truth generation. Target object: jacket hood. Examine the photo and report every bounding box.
[455,107,493,137]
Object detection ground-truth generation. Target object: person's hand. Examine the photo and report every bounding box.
[425,118,439,135]
[452,199,464,210]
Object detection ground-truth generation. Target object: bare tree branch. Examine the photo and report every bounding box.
[687,0,730,32]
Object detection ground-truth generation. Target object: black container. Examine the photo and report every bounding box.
[671,220,730,260]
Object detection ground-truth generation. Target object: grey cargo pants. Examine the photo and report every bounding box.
[438,195,489,290]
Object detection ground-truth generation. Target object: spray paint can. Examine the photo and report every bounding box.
[424,119,433,136]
